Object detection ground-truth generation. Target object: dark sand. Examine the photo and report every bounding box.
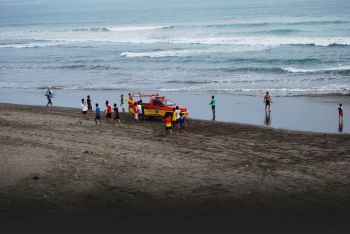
[1,103,350,217]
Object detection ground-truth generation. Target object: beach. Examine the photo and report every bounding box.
[1,103,350,218]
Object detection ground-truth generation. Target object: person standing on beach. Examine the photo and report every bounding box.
[175,106,181,127]
[87,95,92,114]
[137,101,143,121]
[164,113,173,137]
[80,98,88,122]
[172,108,177,128]
[133,102,139,122]
[209,96,216,121]
[140,99,145,120]
[120,94,126,113]
[95,103,101,126]
[105,100,112,124]
[113,103,121,126]
[264,92,272,112]
[179,112,187,135]
[45,88,53,107]
[338,103,343,122]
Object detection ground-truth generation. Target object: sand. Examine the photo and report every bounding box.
[0,103,350,219]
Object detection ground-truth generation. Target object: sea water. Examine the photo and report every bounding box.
[0,0,350,96]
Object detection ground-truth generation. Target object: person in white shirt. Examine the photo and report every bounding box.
[80,98,89,122]
[137,101,142,121]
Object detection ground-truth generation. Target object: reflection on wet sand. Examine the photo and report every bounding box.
[264,109,271,126]
[339,119,343,132]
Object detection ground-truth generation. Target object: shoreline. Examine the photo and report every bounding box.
[2,102,349,136]
[0,88,349,133]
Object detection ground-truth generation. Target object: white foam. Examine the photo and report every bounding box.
[283,65,350,73]
[120,46,268,58]
[107,25,168,32]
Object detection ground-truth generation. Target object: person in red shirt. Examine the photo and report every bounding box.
[164,113,173,137]
[105,100,112,124]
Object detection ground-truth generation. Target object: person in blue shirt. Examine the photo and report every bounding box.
[95,103,101,126]
[179,112,187,135]
[45,88,53,107]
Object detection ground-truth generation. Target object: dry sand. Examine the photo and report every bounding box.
[1,103,350,218]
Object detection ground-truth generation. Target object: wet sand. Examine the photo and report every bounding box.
[0,88,349,133]
[1,103,350,220]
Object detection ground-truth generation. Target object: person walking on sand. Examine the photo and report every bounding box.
[338,103,344,122]
[105,100,112,124]
[209,96,216,121]
[95,103,101,126]
[179,112,187,135]
[164,113,173,137]
[264,91,272,112]
[80,98,88,123]
[120,94,126,113]
[113,103,121,126]
[45,88,53,107]
[87,95,92,113]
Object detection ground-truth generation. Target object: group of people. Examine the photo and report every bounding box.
[78,93,188,136]
[44,87,345,133]
[164,106,187,136]
[80,95,121,126]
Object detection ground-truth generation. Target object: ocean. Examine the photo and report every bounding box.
[0,0,350,96]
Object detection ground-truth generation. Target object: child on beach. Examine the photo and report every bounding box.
[264,91,272,112]
[164,113,172,137]
[120,94,126,113]
[172,108,177,128]
[209,96,216,121]
[80,98,88,122]
[87,95,92,113]
[95,103,101,126]
[338,103,343,122]
[113,103,121,126]
[105,100,112,124]
[179,112,187,135]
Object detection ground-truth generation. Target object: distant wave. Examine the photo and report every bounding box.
[120,46,268,58]
[1,35,350,48]
[45,64,115,70]
[158,87,350,96]
[282,66,350,74]
[170,20,350,30]
[0,41,65,49]
[164,36,350,47]
[220,66,350,75]
[70,25,168,32]
[252,29,303,35]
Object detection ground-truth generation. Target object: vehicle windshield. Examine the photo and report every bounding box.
[163,99,176,106]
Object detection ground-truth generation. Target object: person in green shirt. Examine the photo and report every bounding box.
[209,95,216,121]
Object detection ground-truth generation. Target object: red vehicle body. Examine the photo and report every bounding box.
[128,93,189,118]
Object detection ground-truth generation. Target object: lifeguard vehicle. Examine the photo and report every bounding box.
[128,93,189,118]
